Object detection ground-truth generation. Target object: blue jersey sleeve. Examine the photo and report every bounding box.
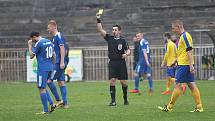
[32,41,40,55]
[140,40,150,54]
[56,33,65,46]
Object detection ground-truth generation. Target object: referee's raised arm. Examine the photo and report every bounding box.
[96,13,107,37]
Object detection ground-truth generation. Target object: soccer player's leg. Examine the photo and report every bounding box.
[109,78,116,106]
[162,76,172,95]
[158,83,181,112]
[187,82,203,112]
[108,61,117,106]
[120,80,129,105]
[181,83,187,94]
[57,71,69,108]
[46,90,56,112]
[36,72,49,114]
[145,66,153,96]
[162,67,174,95]
[119,62,129,105]
[47,70,61,102]
[129,65,140,93]
[158,66,186,112]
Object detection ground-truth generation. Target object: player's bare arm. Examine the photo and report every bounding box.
[28,40,35,59]
[161,53,167,68]
[96,13,107,37]
[60,45,65,69]
[52,51,56,64]
[187,50,195,73]
[143,51,150,66]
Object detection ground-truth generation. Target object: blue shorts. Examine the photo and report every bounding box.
[175,65,194,83]
[166,66,176,78]
[50,63,67,81]
[37,71,52,88]
[135,64,151,75]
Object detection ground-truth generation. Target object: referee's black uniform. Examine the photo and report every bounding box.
[96,12,130,106]
[104,34,129,80]
[104,34,129,105]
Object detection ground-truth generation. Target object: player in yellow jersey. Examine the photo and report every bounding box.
[158,20,203,112]
[161,33,186,95]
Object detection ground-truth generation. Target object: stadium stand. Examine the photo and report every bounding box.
[0,0,214,48]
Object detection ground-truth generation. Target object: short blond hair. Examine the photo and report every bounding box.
[48,19,57,27]
[172,20,184,28]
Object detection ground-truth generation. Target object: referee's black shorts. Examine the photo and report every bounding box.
[108,60,128,80]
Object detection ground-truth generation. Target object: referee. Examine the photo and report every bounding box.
[96,12,131,106]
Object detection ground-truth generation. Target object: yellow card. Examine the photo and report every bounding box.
[98,9,103,15]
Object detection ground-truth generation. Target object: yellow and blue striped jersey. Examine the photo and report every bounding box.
[177,32,194,65]
[163,40,177,66]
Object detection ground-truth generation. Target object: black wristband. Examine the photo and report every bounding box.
[97,18,101,23]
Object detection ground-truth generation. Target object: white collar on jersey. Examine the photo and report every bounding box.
[54,32,60,36]
[114,37,120,40]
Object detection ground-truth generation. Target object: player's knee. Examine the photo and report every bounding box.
[187,82,196,90]
[47,79,53,83]
[110,79,116,86]
[58,81,65,86]
[174,83,181,89]
[146,73,151,77]
[39,88,46,93]
[120,80,127,86]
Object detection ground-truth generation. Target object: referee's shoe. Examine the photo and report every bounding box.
[108,101,116,106]
[124,100,129,105]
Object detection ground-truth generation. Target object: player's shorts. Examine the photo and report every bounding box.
[109,60,128,80]
[50,63,67,81]
[37,71,52,88]
[175,65,194,83]
[166,66,176,78]
[135,63,151,75]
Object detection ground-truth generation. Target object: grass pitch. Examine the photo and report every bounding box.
[0,80,214,121]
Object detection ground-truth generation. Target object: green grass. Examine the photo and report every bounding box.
[0,80,214,121]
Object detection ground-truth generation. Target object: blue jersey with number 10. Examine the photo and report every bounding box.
[138,39,151,65]
[32,38,54,71]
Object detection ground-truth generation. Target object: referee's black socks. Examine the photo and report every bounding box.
[110,86,116,102]
[122,85,128,102]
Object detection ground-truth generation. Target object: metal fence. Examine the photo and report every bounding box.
[0,45,214,82]
[83,46,214,81]
[0,49,27,82]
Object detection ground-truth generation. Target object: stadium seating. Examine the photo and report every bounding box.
[0,0,214,48]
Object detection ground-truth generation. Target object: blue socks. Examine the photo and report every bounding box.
[134,76,140,90]
[147,76,153,90]
[46,90,53,106]
[40,92,48,112]
[47,82,61,101]
[60,86,67,105]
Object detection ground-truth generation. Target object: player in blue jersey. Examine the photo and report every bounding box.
[130,33,153,95]
[47,20,69,108]
[27,31,56,114]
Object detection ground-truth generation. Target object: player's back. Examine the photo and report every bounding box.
[166,40,177,66]
[34,38,54,71]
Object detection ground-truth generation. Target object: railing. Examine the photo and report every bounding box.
[0,46,214,82]
[0,49,27,82]
[83,45,214,80]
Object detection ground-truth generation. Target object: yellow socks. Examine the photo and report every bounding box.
[166,77,172,91]
[191,86,203,109]
[167,87,181,109]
